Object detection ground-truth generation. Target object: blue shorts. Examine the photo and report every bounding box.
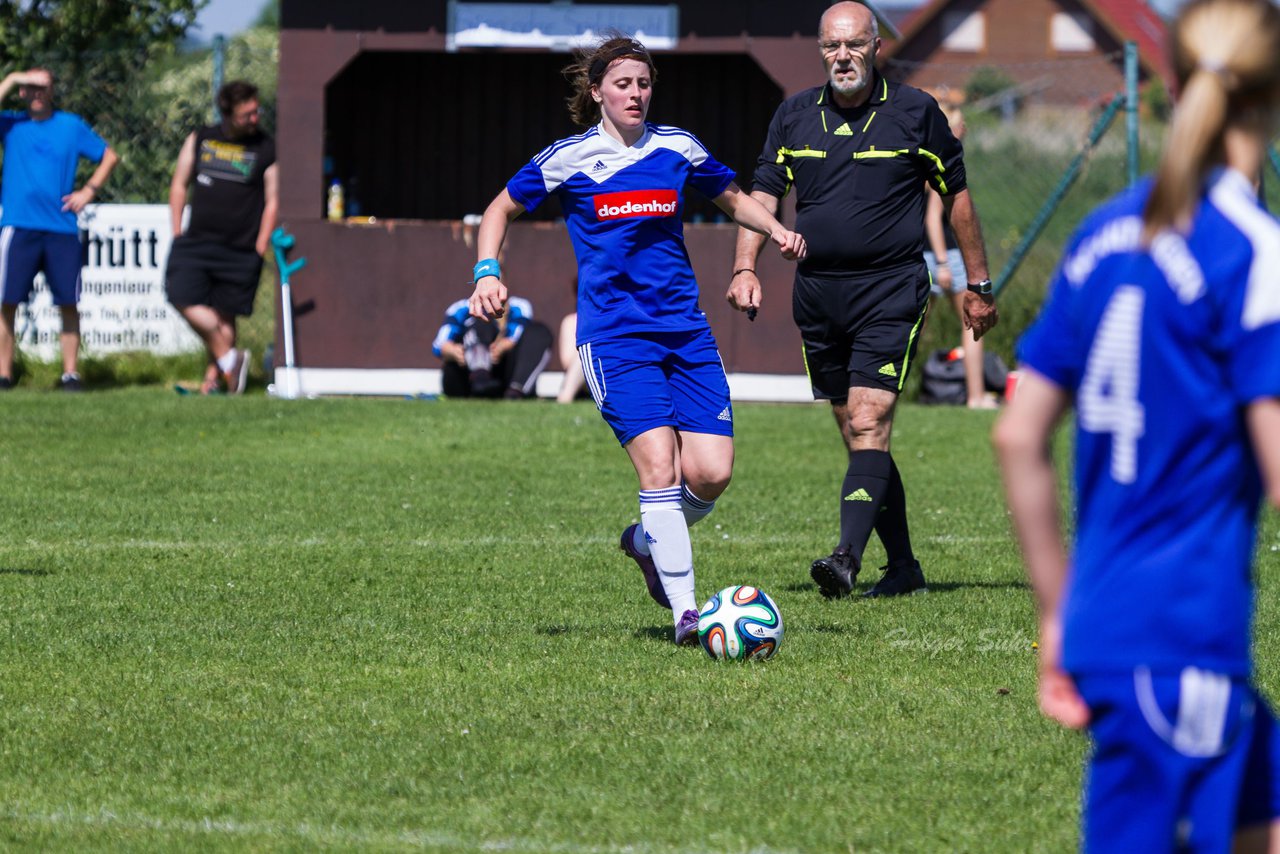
[923,247,967,297]
[1075,668,1280,853]
[577,328,733,446]
[0,226,83,306]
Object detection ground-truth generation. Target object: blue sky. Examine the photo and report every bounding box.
[191,0,270,41]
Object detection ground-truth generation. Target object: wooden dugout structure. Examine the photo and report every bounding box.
[275,0,858,397]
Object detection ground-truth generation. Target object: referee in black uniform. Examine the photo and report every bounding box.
[729,1,998,599]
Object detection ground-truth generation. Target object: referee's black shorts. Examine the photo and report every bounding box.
[792,260,931,401]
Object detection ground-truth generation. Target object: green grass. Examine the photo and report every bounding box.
[1,391,1277,852]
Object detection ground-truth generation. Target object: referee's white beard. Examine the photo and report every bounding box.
[829,64,867,97]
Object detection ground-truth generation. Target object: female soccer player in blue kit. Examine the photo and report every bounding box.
[995,0,1280,849]
[467,36,806,645]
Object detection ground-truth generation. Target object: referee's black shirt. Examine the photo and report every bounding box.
[751,71,967,276]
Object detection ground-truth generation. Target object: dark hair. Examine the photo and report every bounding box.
[563,34,657,127]
[217,80,260,117]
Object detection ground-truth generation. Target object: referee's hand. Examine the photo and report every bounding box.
[727,270,761,318]
[963,291,999,341]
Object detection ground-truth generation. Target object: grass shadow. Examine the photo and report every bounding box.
[0,567,51,576]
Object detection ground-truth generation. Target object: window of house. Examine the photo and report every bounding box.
[1051,12,1095,52]
[941,11,985,52]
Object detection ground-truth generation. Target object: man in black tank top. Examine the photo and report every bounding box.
[165,80,277,394]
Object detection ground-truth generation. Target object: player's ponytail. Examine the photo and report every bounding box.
[1143,0,1280,240]
[563,33,657,127]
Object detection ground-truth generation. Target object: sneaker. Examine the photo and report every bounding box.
[57,373,83,392]
[810,548,858,599]
[620,524,670,608]
[0,376,12,390]
[862,559,928,598]
[224,348,250,395]
[674,609,700,646]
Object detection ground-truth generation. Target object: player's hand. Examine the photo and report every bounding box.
[439,341,467,365]
[469,276,507,320]
[61,187,94,214]
[770,229,806,262]
[726,270,761,315]
[963,290,999,341]
[935,267,953,288]
[490,336,515,362]
[255,235,270,257]
[1036,616,1089,730]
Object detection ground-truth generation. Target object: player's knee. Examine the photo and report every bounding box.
[681,455,733,500]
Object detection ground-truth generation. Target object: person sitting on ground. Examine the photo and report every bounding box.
[432,295,552,399]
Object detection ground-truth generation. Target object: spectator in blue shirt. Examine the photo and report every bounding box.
[0,68,119,391]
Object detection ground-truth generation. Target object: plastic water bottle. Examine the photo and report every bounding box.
[327,179,344,222]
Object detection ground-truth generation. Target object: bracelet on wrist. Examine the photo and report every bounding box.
[732,268,756,277]
[472,258,501,283]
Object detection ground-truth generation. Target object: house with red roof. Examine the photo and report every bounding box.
[879,0,1173,106]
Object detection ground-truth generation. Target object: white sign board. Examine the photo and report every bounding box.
[447,2,679,50]
[14,204,201,359]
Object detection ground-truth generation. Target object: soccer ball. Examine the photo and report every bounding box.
[697,585,783,661]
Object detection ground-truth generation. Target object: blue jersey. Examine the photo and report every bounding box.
[431,296,534,358]
[1019,169,1280,676]
[506,123,735,345]
[0,110,108,234]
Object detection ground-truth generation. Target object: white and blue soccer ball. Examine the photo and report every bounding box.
[697,585,783,661]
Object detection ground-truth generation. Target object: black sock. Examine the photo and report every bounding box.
[874,455,915,565]
[839,449,893,562]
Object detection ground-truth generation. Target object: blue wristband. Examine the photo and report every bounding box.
[473,258,501,283]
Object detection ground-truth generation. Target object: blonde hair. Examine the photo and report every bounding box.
[1143,0,1280,238]
[562,34,657,127]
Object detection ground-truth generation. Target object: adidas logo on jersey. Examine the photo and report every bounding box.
[844,488,873,502]
[717,406,732,423]
[594,190,679,220]
[878,363,898,377]
[834,122,853,136]
[591,160,607,172]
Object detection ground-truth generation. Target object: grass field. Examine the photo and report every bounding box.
[2,391,1277,852]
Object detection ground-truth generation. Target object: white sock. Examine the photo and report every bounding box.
[681,482,716,528]
[632,482,717,557]
[639,487,697,619]
[216,349,239,372]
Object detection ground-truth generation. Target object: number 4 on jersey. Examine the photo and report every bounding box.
[1078,286,1146,484]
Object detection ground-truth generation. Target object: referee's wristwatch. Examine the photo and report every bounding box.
[967,278,993,295]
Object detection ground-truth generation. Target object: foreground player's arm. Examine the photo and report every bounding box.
[943,188,998,340]
[1249,398,1280,511]
[469,189,525,321]
[255,163,279,257]
[63,146,118,214]
[992,370,1089,730]
[168,132,197,238]
[726,189,785,314]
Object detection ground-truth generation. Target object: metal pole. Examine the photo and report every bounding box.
[211,34,226,125]
[1125,41,1139,186]
[993,93,1124,296]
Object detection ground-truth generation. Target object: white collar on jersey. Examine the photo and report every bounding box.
[596,120,651,151]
